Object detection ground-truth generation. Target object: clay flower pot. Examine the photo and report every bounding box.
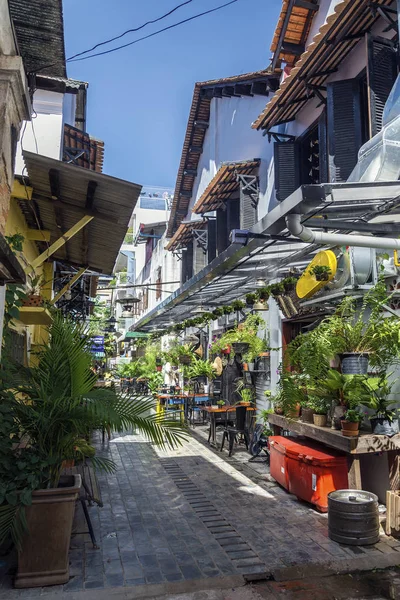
[15,475,81,588]
[22,294,43,307]
[341,420,360,437]
[313,413,327,427]
[287,403,301,419]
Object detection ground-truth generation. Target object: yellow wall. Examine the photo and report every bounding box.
[5,197,53,360]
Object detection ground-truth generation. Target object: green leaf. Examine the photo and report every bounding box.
[5,490,18,506]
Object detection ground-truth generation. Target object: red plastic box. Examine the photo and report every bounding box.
[268,436,301,490]
[269,436,348,512]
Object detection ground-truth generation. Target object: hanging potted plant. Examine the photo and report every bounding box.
[246,292,258,307]
[309,265,332,282]
[341,409,363,437]
[269,282,285,298]
[22,274,44,307]
[283,276,298,293]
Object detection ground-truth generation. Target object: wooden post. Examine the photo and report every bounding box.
[347,455,362,489]
[388,450,399,491]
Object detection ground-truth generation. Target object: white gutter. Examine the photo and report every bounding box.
[286,214,400,250]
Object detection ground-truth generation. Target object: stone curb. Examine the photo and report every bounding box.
[60,575,246,600]
[270,550,400,582]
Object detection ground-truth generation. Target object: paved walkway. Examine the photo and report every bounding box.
[1,427,399,598]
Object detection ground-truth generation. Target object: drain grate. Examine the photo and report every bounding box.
[161,460,268,578]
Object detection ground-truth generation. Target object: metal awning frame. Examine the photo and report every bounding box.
[132,180,400,331]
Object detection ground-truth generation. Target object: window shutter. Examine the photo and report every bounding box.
[227,198,240,234]
[327,79,362,182]
[274,141,300,202]
[318,110,328,183]
[181,240,193,284]
[207,219,217,263]
[367,35,398,137]
[240,183,258,229]
[216,208,228,255]
[193,239,206,275]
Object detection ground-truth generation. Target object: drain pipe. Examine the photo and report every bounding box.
[286,214,400,250]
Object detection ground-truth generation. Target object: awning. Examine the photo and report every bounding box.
[253,0,393,130]
[19,151,142,274]
[165,220,206,252]
[132,180,400,331]
[133,222,166,246]
[125,331,149,340]
[192,160,260,214]
[270,0,320,69]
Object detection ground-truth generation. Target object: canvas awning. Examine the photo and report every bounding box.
[253,0,393,130]
[192,160,260,215]
[132,180,400,331]
[18,151,142,274]
[165,220,206,252]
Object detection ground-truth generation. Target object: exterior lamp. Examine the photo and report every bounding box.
[253,300,268,311]
[255,278,266,288]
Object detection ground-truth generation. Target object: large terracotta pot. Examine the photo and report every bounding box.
[286,403,301,418]
[15,474,81,588]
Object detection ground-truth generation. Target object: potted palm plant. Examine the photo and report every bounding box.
[0,313,187,588]
[309,265,332,282]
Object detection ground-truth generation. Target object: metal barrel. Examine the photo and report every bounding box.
[328,489,380,546]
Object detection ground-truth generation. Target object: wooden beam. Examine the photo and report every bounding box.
[25,215,94,272]
[51,267,87,304]
[294,0,319,10]
[281,41,305,55]
[82,180,97,266]
[12,180,32,201]
[25,229,51,242]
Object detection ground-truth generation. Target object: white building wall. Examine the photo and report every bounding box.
[15,89,64,174]
[0,0,17,55]
[187,94,277,222]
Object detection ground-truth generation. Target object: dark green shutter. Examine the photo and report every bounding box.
[216,208,228,255]
[181,240,193,284]
[274,141,300,202]
[318,110,328,183]
[207,219,217,262]
[327,79,362,182]
[240,182,258,229]
[367,35,398,137]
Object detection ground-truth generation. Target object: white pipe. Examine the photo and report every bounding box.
[286,214,400,250]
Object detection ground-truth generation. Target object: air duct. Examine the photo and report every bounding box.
[285,214,400,251]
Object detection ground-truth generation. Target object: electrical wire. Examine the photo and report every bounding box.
[66,0,195,61]
[68,0,239,63]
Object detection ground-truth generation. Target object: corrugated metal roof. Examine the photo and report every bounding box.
[253,0,393,130]
[192,160,260,214]
[167,70,279,238]
[9,0,66,78]
[165,220,206,252]
[21,151,142,274]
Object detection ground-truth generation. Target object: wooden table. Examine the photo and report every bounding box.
[204,406,255,446]
[268,413,400,490]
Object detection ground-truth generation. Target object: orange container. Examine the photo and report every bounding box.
[268,436,301,490]
[286,443,348,513]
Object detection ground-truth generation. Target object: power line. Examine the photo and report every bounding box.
[67,0,195,61]
[68,0,239,63]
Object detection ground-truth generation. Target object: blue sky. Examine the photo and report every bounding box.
[63,0,282,188]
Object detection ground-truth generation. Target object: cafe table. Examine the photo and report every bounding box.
[204,405,256,446]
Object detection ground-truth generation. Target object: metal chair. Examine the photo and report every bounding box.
[220,405,250,457]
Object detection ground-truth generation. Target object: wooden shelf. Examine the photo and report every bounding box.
[18,306,53,326]
[268,413,400,455]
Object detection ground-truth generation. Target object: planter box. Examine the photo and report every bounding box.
[15,474,81,588]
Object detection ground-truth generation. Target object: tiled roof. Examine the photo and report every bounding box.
[271,0,319,67]
[192,160,260,214]
[253,0,393,130]
[167,70,279,238]
[165,220,206,252]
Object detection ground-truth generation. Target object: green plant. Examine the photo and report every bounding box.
[258,409,273,436]
[308,396,330,415]
[212,307,225,318]
[187,359,216,380]
[217,399,225,407]
[283,276,298,292]
[310,369,371,410]
[258,287,270,301]
[315,278,400,369]
[359,374,399,423]
[246,292,258,305]
[309,265,332,280]
[235,381,255,404]
[5,233,25,252]
[222,305,234,315]
[343,409,363,423]
[231,300,245,312]
[210,314,266,361]
[269,283,284,297]
[0,314,187,547]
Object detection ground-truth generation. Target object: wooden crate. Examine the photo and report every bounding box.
[386,490,400,536]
